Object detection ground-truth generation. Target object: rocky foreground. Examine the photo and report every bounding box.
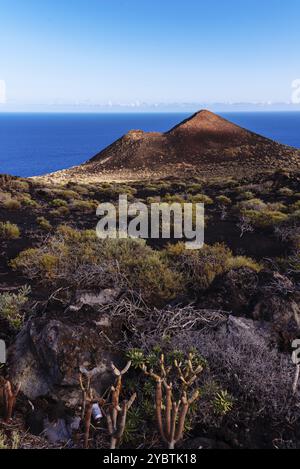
[0,169,300,448]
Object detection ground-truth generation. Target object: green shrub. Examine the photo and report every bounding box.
[289,210,300,221]
[216,195,232,206]
[147,196,161,204]
[241,210,288,228]
[66,183,90,196]
[187,183,203,194]
[0,432,8,450]
[36,217,52,231]
[213,391,234,416]
[167,243,262,294]
[2,198,21,210]
[188,194,214,205]
[11,232,183,306]
[292,201,300,211]
[0,221,20,239]
[238,191,255,200]
[11,249,59,280]
[167,243,232,293]
[169,181,187,192]
[278,187,294,197]
[226,256,261,273]
[54,189,80,200]
[50,206,70,217]
[267,202,287,212]
[21,196,40,208]
[51,198,68,208]
[0,285,30,329]
[72,200,97,212]
[238,198,266,211]
[163,194,185,203]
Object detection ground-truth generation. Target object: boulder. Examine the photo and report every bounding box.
[69,288,121,312]
[206,268,300,347]
[224,315,272,344]
[251,272,300,347]
[7,308,123,406]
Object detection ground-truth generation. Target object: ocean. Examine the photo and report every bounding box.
[0,112,300,178]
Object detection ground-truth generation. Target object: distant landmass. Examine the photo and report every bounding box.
[40,110,300,183]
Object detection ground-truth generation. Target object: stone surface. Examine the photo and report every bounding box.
[69,288,120,312]
[7,309,123,406]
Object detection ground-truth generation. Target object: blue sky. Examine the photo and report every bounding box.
[1,0,300,110]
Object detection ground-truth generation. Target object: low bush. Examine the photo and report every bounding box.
[49,206,70,217]
[66,183,90,196]
[226,256,261,273]
[278,187,294,197]
[292,201,300,211]
[267,202,287,212]
[0,285,30,329]
[168,181,187,192]
[238,198,266,211]
[36,217,52,231]
[172,326,296,426]
[162,194,185,203]
[166,242,232,293]
[71,200,98,212]
[240,209,288,228]
[0,222,20,240]
[51,199,68,208]
[2,198,22,210]
[167,243,262,294]
[238,191,255,200]
[20,196,40,208]
[290,210,300,222]
[188,194,214,205]
[216,195,232,206]
[187,183,203,194]
[54,189,80,201]
[11,230,183,306]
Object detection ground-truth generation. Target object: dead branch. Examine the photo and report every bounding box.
[3,380,21,422]
[79,366,103,449]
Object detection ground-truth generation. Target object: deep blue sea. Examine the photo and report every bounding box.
[0,112,300,178]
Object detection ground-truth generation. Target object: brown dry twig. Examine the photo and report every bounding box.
[2,380,21,422]
[79,365,103,449]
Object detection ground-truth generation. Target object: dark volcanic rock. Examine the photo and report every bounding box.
[203,268,300,347]
[7,309,123,406]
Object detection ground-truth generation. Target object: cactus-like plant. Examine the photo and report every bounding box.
[103,362,137,449]
[142,353,202,449]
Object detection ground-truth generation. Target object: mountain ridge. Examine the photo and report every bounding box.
[37,110,300,183]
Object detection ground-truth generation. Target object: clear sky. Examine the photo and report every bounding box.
[1,0,300,110]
